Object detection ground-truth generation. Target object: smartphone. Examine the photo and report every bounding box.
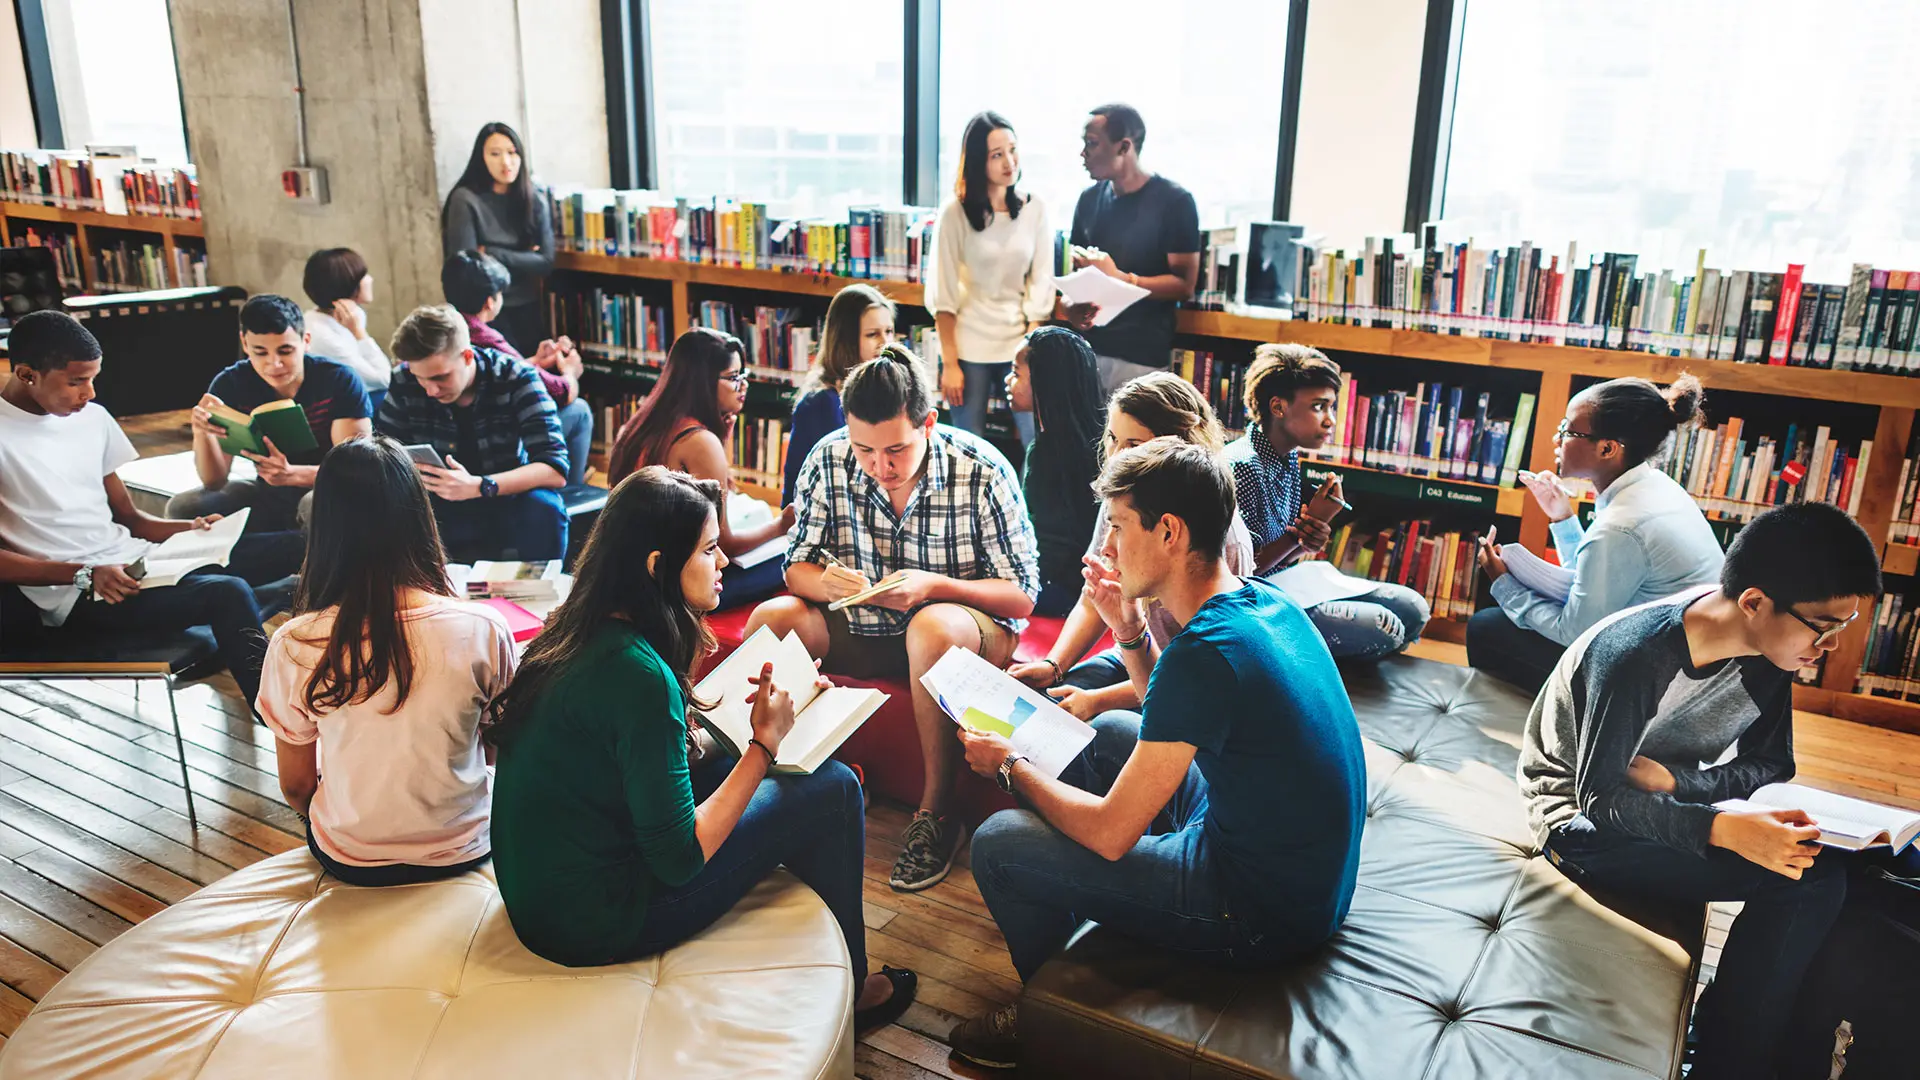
[403,443,447,469]
[125,555,147,581]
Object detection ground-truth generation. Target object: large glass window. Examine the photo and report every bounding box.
[938,0,1290,227]
[1439,0,1920,280]
[649,0,903,217]
[42,0,190,162]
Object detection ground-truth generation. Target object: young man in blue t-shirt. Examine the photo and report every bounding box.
[173,294,373,533]
[948,438,1367,1070]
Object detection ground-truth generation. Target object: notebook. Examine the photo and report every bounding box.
[692,626,887,775]
[478,597,543,643]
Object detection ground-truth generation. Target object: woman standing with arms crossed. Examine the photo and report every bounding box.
[783,285,895,503]
[442,123,554,355]
[927,111,1055,446]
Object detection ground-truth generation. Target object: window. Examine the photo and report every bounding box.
[937,0,1291,227]
[41,0,190,162]
[649,0,903,217]
[1438,0,1920,280]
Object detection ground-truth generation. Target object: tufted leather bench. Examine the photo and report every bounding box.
[0,850,855,1080]
[1018,655,1705,1080]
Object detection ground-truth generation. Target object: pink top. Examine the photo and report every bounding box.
[259,595,517,867]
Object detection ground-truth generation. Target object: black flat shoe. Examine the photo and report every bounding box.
[853,965,917,1033]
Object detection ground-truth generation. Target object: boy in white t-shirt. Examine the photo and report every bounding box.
[0,311,305,706]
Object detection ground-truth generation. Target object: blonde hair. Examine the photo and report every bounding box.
[1108,371,1227,455]
[388,304,471,364]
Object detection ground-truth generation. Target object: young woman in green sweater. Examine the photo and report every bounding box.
[487,466,915,1029]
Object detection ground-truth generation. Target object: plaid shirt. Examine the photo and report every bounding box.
[1224,421,1303,554]
[375,346,567,481]
[787,424,1040,636]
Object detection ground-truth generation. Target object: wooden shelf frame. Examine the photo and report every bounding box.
[0,201,207,295]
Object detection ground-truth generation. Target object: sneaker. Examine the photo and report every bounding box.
[949,1002,1019,1070]
[890,810,961,891]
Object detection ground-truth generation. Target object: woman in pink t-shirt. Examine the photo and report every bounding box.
[259,435,517,886]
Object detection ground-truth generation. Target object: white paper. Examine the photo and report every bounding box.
[726,493,790,568]
[693,626,886,773]
[919,645,1096,778]
[1055,266,1151,327]
[732,531,792,569]
[1499,543,1574,604]
[140,508,250,588]
[1269,560,1376,609]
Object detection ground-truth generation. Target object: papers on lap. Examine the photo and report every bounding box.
[1056,267,1150,327]
[1716,783,1920,853]
[1499,543,1573,604]
[1270,560,1377,609]
[135,508,250,588]
[920,645,1096,777]
[693,626,887,775]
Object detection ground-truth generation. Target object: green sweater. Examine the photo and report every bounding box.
[491,622,705,966]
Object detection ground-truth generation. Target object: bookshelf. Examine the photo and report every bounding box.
[0,202,208,295]
[550,251,1920,729]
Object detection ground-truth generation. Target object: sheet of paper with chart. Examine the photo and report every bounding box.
[920,646,1096,777]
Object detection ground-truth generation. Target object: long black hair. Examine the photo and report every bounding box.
[1022,326,1104,511]
[489,467,723,746]
[293,435,452,715]
[956,110,1026,232]
[607,327,743,484]
[445,122,537,240]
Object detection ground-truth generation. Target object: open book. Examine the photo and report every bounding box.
[207,398,316,457]
[131,508,250,589]
[920,646,1096,778]
[1716,783,1920,853]
[1500,543,1573,604]
[692,626,887,775]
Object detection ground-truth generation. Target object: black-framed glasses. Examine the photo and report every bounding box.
[1779,603,1857,647]
[1554,418,1601,442]
[718,369,748,386]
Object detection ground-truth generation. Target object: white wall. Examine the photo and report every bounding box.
[1288,0,1429,246]
[0,1,37,146]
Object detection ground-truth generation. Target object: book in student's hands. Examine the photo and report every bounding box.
[1715,784,1920,853]
[129,508,251,589]
[206,399,316,457]
[919,645,1096,778]
[692,626,887,775]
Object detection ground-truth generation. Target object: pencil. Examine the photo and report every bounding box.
[827,573,908,612]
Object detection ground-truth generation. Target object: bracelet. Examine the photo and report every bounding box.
[1039,657,1063,686]
[746,738,777,767]
[1115,626,1150,651]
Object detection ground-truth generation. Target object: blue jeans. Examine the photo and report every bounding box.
[306,825,490,887]
[972,712,1291,982]
[1465,605,1566,694]
[1545,815,1849,1080]
[949,361,1033,448]
[433,488,567,563]
[1306,582,1430,661]
[632,756,870,984]
[557,398,593,487]
[1062,648,1127,691]
[718,556,785,611]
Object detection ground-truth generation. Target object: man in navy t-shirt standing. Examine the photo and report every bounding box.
[947,438,1366,1071]
[173,294,372,533]
[1064,103,1202,392]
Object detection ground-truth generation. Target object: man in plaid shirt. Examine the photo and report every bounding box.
[749,346,1039,891]
[376,305,569,562]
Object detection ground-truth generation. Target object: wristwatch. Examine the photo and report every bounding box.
[479,476,500,498]
[996,751,1030,794]
[72,565,94,597]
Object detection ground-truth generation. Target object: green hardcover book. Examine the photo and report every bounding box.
[207,398,316,457]
[1499,392,1537,487]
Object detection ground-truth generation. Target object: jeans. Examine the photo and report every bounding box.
[1062,648,1126,691]
[718,557,785,611]
[972,712,1296,982]
[1545,815,1849,1080]
[167,479,313,534]
[1094,354,1169,395]
[1033,575,1081,619]
[632,756,870,984]
[306,825,491,887]
[53,530,307,703]
[492,302,545,357]
[1306,582,1430,662]
[949,361,1034,448]
[1465,605,1567,694]
[557,398,593,487]
[433,488,568,563]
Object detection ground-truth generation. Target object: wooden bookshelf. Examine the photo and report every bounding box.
[551,253,1920,729]
[0,201,207,294]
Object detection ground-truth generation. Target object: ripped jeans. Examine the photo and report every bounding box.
[1305,582,1430,661]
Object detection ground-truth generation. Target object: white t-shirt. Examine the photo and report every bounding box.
[925,196,1057,366]
[258,595,516,867]
[0,396,150,625]
[304,309,393,390]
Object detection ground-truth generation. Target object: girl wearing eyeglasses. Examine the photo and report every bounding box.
[608,327,796,608]
[1468,373,1724,693]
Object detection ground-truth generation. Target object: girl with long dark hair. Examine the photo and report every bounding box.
[487,467,917,1029]
[442,122,554,354]
[785,284,895,502]
[257,435,514,886]
[607,327,795,608]
[1005,327,1103,615]
[927,111,1053,444]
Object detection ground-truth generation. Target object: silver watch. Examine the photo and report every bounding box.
[996,751,1030,794]
[72,565,94,597]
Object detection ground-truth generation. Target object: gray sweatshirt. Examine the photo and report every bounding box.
[442,185,555,310]
[1519,587,1796,856]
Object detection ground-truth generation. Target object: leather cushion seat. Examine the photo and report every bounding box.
[1020,656,1704,1080]
[0,851,855,1080]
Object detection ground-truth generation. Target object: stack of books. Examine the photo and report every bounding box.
[1318,519,1481,620]
[464,560,563,601]
[1663,419,1871,523]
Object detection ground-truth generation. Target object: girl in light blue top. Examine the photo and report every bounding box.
[1470,374,1724,692]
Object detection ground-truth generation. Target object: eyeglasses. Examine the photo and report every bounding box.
[718,370,748,386]
[1554,418,1601,442]
[1779,603,1857,647]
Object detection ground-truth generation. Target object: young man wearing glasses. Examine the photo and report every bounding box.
[1519,501,1880,1080]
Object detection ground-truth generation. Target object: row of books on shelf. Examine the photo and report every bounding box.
[0,150,201,218]
[549,287,672,368]
[1315,519,1480,620]
[1663,420,1871,522]
[1317,379,1535,488]
[14,226,82,291]
[90,238,208,292]
[1879,429,1920,546]
[1855,593,1920,697]
[696,301,814,373]
[1292,229,1920,374]
[733,416,787,485]
[550,188,938,282]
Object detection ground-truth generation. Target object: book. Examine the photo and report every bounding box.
[693,626,887,775]
[466,560,564,601]
[1715,784,1920,854]
[478,598,543,643]
[131,508,250,589]
[920,645,1096,778]
[206,399,315,458]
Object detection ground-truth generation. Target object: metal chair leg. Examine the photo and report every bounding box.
[165,679,197,830]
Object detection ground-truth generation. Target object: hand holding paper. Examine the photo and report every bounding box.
[1056,267,1150,327]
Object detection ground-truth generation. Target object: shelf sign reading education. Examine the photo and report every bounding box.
[1303,464,1498,512]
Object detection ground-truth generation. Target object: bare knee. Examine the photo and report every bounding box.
[747,595,826,651]
[905,604,983,669]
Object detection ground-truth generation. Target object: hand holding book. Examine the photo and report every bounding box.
[743,662,795,763]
